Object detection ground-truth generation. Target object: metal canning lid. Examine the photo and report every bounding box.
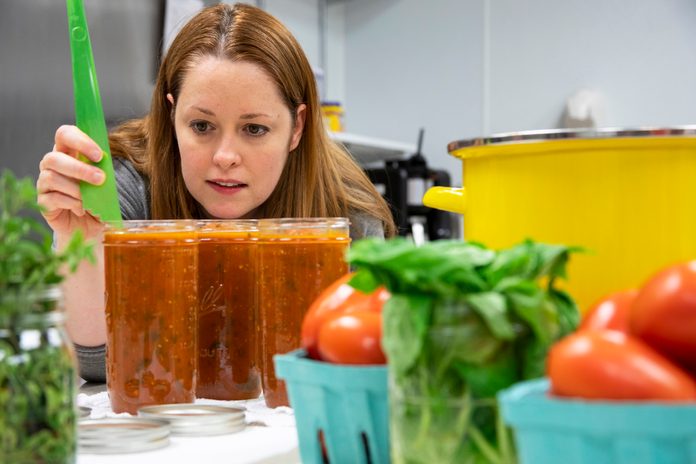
[78,418,171,454]
[168,419,246,437]
[447,125,696,152]
[138,404,247,436]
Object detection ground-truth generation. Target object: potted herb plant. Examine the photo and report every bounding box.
[0,170,94,463]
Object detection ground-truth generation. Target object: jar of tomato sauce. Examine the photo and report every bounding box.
[258,218,350,407]
[197,220,261,400]
[103,220,198,414]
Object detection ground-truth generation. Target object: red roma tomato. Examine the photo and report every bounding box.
[579,289,637,333]
[630,261,696,370]
[548,330,696,401]
[301,273,389,360]
[317,312,386,365]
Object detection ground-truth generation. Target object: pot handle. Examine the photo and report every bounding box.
[422,187,466,214]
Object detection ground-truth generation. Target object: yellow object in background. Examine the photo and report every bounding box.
[321,102,344,132]
[423,129,696,313]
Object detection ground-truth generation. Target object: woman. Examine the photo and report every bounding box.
[37,3,395,382]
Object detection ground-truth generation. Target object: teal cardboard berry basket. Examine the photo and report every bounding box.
[499,379,696,464]
[274,349,389,464]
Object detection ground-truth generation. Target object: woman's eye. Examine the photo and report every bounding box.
[245,124,268,136]
[190,121,212,134]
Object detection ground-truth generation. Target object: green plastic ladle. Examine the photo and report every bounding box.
[66,0,122,225]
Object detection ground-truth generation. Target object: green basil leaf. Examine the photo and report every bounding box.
[348,238,494,297]
[347,269,380,294]
[453,344,517,398]
[527,241,580,281]
[505,282,558,343]
[382,294,431,377]
[428,302,501,366]
[516,335,550,380]
[464,292,515,340]
[548,288,580,336]
[483,241,534,287]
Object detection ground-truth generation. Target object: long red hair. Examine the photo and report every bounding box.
[109,3,395,236]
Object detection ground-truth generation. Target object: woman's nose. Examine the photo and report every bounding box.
[212,139,242,169]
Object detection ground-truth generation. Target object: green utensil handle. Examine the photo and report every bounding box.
[66,0,122,225]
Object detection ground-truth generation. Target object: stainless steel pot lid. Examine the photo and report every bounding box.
[138,403,247,436]
[448,125,696,152]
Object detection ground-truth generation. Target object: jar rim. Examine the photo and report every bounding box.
[258,217,350,228]
[0,285,64,327]
[0,285,62,302]
[0,308,66,329]
[197,219,259,232]
[104,219,198,233]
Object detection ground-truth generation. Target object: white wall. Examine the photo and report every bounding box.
[342,0,484,185]
[266,1,348,104]
[260,0,347,103]
[266,0,321,66]
[488,0,696,133]
[326,2,346,104]
[336,0,696,185]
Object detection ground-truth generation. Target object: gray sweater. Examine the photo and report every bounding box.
[76,157,385,382]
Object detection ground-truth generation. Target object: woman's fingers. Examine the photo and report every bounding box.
[36,157,87,219]
[36,164,83,200]
[38,125,108,235]
[37,190,86,218]
[39,151,105,186]
[53,125,103,163]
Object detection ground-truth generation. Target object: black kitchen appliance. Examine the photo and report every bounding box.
[364,129,456,240]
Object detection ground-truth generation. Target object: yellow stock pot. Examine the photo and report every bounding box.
[423,126,696,312]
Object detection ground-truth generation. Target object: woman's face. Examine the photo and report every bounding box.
[171,56,305,218]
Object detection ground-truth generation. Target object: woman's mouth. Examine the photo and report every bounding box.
[208,179,247,194]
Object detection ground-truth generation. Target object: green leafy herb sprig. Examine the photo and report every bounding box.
[347,238,580,464]
[0,170,94,314]
[0,170,95,463]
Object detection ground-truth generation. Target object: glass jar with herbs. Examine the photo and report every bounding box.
[0,288,78,463]
[0,171,94,463]
[347,238,580,464]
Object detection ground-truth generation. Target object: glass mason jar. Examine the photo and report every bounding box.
[258,218,350,408]
[387,297,516,464]
[0,286,77,463]
[390,389,502,464]
[103,220,198,414]
[196,220,261,400]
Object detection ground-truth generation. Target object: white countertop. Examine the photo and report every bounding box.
[76,389,301,464]
[77,426,300,464]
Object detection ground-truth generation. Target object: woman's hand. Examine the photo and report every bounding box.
[37,125,108,241]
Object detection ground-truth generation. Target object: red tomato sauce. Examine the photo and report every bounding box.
[104,223,198,414]
[197,222,261,400]
[258,220,350,408]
